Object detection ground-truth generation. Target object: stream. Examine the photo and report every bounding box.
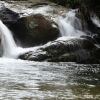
[0,2,99,99]
[0,58,99,100]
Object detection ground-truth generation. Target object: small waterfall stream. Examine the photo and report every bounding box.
[0,10,87,59]
[0,20,38,58]
[91,14,100,28]
[58,10,85,38]
[0,20,18,57]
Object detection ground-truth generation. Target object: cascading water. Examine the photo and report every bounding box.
[0,10,86,59]
[0,20,39,58]
[57,10,85,38]
[0,20,18,57]
[91,14,100,28]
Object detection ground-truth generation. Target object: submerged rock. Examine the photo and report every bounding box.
[19,38,100,63]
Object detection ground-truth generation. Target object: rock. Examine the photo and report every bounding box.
[19,38,100,63]
[0,1,67,46]
[9,14,59,46]
[0,5,19,23]
[20,50,48,61]
[49,0,67,6]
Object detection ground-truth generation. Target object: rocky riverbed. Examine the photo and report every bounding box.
[0,0,100,64]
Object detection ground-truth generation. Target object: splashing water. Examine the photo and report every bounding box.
[0,20,17,57]
[57,10,85,37]
[0,20,40,58]
[91,14,100,28]
[0,10,86,58]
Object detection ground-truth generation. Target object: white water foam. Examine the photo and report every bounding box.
[0,20,17,57]
[91,14,100,28]
[0,10,87,59]
[57,9,85,38]
[0,20,41,58]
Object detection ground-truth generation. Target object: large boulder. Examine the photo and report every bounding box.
[19,37,100,63]
[9,14,59,46]
[0,1,68,46]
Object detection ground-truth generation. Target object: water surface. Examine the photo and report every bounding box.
[0,58,100,100]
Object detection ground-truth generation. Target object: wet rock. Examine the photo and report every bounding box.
[20,50,49,61]
[0,5,19,24]
[19,38,100,63]
[0,1,67,46]
[9,14,59,46]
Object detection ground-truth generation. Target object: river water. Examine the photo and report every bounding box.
[0,58,99,100]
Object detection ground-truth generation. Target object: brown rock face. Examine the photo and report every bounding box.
[9,14,59,47]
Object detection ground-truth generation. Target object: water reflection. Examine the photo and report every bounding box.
[0,58,99,99]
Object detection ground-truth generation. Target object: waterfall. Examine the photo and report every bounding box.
[58,10,85,38]
[91,14,100,28]
[0,20,18,57]
[0,20,38,58]
[0,10,87,59]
